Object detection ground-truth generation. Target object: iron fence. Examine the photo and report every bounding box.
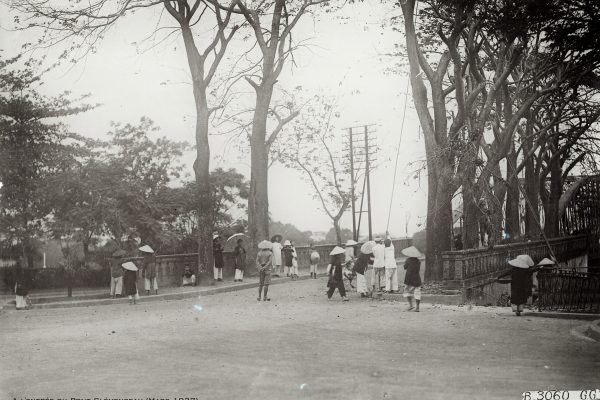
[537,269,600,313]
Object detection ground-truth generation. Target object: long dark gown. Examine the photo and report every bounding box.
[123,269,138,296]
[498,267,534,305]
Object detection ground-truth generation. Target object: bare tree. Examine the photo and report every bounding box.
[9,0,242,279]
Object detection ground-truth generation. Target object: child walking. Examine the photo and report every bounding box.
[401,246,423,312]
[326,246,349,301]
[256,240,273,301]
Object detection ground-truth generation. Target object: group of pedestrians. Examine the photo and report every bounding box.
[252,236,423,311]
[109,244,158,305]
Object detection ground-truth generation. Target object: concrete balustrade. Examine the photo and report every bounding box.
[441,234,589,289]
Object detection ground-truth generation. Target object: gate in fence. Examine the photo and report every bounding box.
[537,269,600,313]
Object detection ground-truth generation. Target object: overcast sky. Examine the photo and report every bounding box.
[0,0,429,238]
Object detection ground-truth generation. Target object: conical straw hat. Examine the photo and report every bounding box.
[508,258,529,269]
[138,245,154,254]
[516,254,534,267]
[537,257,555,266]
[360,241,376,254]
[401,246,423,258]
[122,261,138,271]
[329,246,345,256]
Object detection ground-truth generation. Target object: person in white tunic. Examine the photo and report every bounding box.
[271,235,283,277]
[372,238,385,292]
[383,238,398,293]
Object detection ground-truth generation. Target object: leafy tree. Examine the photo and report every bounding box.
[0,55,92,267]
[269,220,313,246]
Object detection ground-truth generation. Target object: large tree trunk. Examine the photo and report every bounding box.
[543,151,562,238]
[193,109,214,282]
[333,217,342,245]
[248,87,273,250]
[505,147,520,239]
[461,155,480,249]
[402,0,453,281]
[182,25,214,282]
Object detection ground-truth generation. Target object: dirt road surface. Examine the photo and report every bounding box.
[1,278,598,400]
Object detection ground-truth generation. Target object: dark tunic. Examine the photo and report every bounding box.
[142,257,157,279]
[123,269,138,296]
[213,241,224,269]
[234,245,246,271]
[498,267,533,305]
[327,254,345,289]
[354,252,374,275]
[403,257,422,287]
[282,246,294,267]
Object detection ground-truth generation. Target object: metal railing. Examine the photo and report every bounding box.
[537,269,600,313]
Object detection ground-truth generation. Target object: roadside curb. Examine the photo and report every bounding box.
[585,319,600,341]
[527,312,600,321]
[28,274,322,310]
[374,292,464,305]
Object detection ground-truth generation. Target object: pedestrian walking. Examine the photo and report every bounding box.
[344,240,357,289]
[383,238,398,293]
[110,249,126,298]
[402,246,423,312]
[122,261,140,305]
[213,233,224,281]
[282,240,295,279]
[271,235,283,277]
[256,240,273,301]
[181,264,196,287]
[355,242,375,297]
[496,255,537,316]
[139,245,158,295]
[326,246,349,301]
[372,237,385,292]
[14,260,28,310]
[234,238,246,282]
[309,244,320,279]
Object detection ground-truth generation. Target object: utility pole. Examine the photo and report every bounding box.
[345,124,377,241]
[365,125,373,240]
[349,128,357,241]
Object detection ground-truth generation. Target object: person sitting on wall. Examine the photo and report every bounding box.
[182,264,196,287]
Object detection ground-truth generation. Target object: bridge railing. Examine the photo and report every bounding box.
[441,234,589,289]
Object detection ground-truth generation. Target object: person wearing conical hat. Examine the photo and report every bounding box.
[326,246,349,301]
[402,246,423,312]
[309,244,320,279]
[213,234,224,282]
[110,249,126,298]
[256,240,274,301]
[139,245,158,295]
[122,261,140,305]
[496,257,536,316]
[343,240,357,289]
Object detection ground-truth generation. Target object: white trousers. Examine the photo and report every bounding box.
[384,268,398,292]
[289,265,298,275]
[310,264,318,273]
[356,273,369,294]
[403,286,421,300]
[214,267,223,280]
[15,295,27,309]
[284,266,290,275]
[144,277,158,291]
[373,268,385,290]
[235,269,244,280]
[110,276,123,296]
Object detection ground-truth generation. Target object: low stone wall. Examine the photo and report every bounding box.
[0,238,412,293]
[441,234,589,289]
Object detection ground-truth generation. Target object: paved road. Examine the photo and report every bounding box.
[1,278,598,400]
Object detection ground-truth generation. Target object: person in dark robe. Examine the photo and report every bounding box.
[496,257,536,316]
[122,261,139,305]
[234,239,246,282]
[213,234,224,281]
[354,250,374,297]
[401,246,423,312]
[327,247,348,301]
